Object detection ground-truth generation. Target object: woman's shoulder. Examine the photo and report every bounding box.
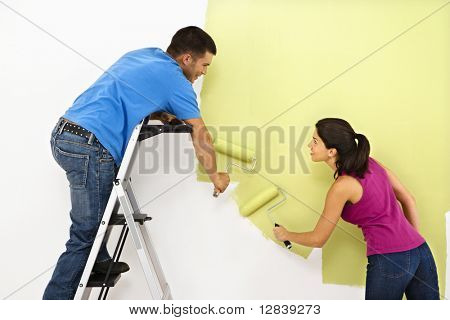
[335,175,360,186]
[331,175,361,194]
[333,175,364,204]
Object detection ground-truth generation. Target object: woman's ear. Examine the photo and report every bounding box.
[328,148,337,158]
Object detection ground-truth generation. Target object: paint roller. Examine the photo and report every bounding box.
[212,138,257,197]
[240,185,292,250]
[214,138,256,165]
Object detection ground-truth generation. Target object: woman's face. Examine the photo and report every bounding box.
[307,129,334,162]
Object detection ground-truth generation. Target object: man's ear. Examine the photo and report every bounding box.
[181,53,193,65]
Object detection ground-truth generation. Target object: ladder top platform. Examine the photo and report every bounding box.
[139,123,193,141]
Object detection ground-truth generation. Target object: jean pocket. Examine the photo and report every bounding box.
[377,251,410,279]
[54,145,89,189]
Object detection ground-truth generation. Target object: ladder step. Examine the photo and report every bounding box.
[109,214,152,226]
[87,273,121,288]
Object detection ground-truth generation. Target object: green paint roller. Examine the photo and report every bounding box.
[214,138,256,165]
[240,185,292,250]
[212,138,257,197]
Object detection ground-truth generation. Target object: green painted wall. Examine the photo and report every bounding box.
[200,0,449,292]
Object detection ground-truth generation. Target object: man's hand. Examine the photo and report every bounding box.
[211,172,230,196]
[150,111,178,124]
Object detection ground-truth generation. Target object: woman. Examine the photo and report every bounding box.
[273,118,440,300]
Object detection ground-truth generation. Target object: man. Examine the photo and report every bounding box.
[44,26,230,299]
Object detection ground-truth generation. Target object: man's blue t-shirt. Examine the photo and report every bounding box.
[63,48,200,165]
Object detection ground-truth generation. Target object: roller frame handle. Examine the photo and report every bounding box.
[274,223,292,249]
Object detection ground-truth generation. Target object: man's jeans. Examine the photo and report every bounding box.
[43,119,116,299]
[365,242,440,299]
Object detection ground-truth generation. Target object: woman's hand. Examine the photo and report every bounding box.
[273,225,291,242]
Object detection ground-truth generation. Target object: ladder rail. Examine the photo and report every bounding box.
[140,223,172,299]
[115,181,164,299]
[116,121,145,182]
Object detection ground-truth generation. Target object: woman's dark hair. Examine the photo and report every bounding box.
[167,26,217,58]
[315,118,370,179]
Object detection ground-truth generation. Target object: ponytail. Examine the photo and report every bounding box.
[336,133,370,179]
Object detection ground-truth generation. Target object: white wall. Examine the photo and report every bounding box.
[447,212,450,299]
[0,0,444,300]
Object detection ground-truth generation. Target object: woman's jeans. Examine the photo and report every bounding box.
[43,118,116,299]
[366,242,440,299]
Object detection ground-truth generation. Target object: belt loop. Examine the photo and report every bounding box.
[57,119,67,135]
[88,133,95,145]
[56,117,63,128]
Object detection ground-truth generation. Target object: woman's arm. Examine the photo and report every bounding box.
[273,177,356,248]
[375,160,419,231]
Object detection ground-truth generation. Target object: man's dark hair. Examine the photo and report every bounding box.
[167,26,217,58]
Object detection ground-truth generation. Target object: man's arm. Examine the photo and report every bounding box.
[183,118,230,195]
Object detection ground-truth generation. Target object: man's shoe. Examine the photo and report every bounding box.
[93,260,130,274]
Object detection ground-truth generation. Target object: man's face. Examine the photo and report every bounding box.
[180,51,214,83]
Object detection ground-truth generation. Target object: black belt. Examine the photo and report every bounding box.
[58,118,95,141]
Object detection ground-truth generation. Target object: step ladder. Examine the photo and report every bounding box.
[74,115,193,300]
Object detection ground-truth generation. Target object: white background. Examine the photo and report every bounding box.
[0,0,447,300]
